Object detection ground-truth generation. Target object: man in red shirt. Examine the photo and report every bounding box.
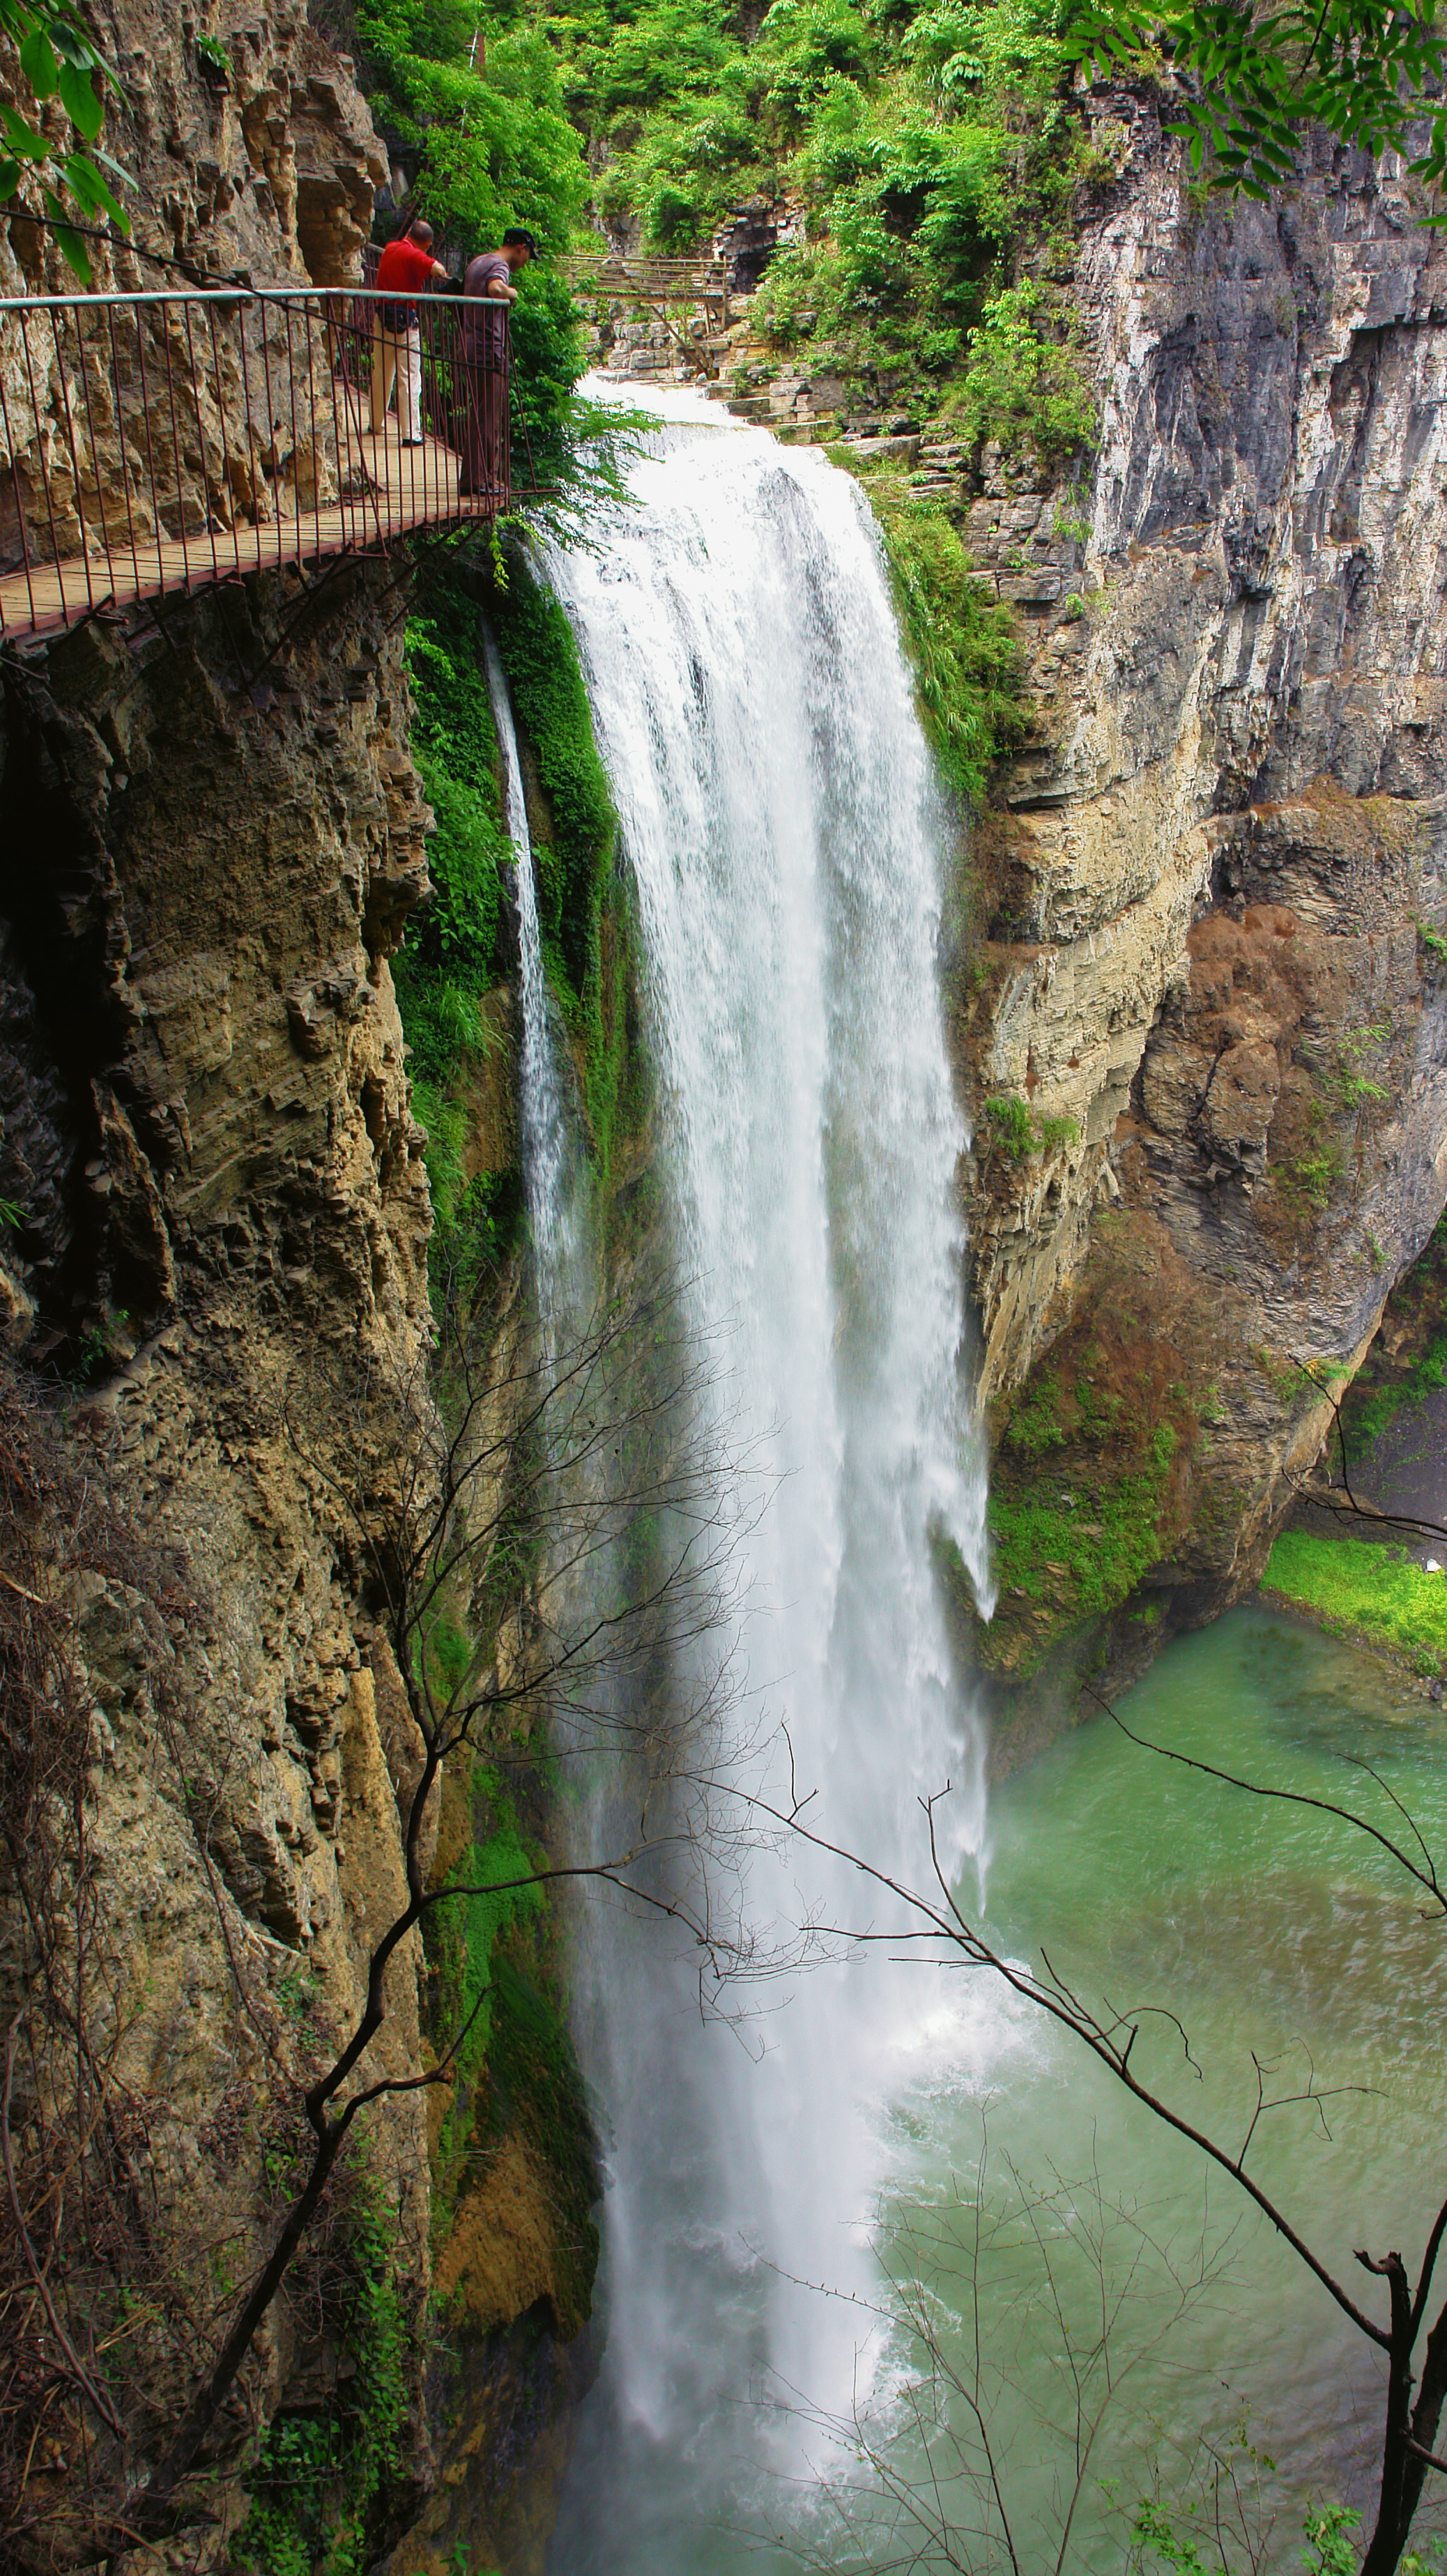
[370,218,447,445]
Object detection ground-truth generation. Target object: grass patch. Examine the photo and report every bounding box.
[393,571,525,1311]
[487,542,651,1209]
[1263,1530,1447,1676]
[485,1956,599,2337]
[489,537,616,1010]
[981,1091,1080,1160]
[987,1425,1177,1631]
[231,2180,408,2576]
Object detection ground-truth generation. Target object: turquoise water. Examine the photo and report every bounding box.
[567,1604,1447,2573]
[786,1604,1447,2573]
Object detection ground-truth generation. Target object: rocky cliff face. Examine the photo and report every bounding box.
[1,0,385,302]
[953,99,1447,1685]
[0,476,444,2576]
[0,14,588,2571]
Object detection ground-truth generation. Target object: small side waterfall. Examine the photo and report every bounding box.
[516,392,993,2569]
[481,624,581,1292]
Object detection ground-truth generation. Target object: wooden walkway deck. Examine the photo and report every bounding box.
[0,427,487,643]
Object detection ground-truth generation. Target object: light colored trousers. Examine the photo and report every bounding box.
[369,319,420,438]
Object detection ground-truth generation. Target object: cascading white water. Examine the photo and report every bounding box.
[535,387,996,2570]
[481,624,582,1293]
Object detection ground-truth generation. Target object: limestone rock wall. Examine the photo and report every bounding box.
[962,98,1447,1615]
[0,18,449,2569]
[0,535,443,2563]
[1,0,385,301]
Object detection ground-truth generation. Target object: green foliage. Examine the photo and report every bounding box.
[1070,0,1447,201]
[948,279,1097,466]
[1130,2495,1211,2572]
[391,576,526,1308]
[194,31,230,74]
[1131,2493,1360,2573]
[487,541,645,1203]
[484,1955,600,2331]
[396,590,510,1091]
[988,1426,1177,1632]
[1324,1020,1391,1112]
[1418,917,1447,968]
[984,1091,1036,1156]
[429,1797,546,2211]
[1340,1216,1447,1450]
[975,1227,1219,1673]
[353,0,601,479]
[1273,1018,1392,1224]
[232,2184,408,2576]
[489,539,615,1007]
[1262,1529,1447,1675]
[0,0,132,279]
[1284,1145,1345,1212]
[1005,1367,1066,1455]
[275,1963,320,2026]
[429,1616,473,1694]
[556,0,1089,431]
[358,0,587,257]
[1301,2503,1362,2574]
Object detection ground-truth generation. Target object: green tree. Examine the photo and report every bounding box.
[355,0,588,254]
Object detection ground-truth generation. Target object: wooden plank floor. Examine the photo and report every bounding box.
[0,429,498,640]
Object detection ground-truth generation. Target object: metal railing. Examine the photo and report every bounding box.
[0,284,512,642]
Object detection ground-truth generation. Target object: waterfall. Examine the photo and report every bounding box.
[481,624,581,1294]
[532,390,994,2569]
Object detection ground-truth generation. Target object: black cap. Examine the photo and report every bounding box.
[503,227,538,256]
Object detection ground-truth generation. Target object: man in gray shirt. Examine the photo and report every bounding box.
[459,229,535,496]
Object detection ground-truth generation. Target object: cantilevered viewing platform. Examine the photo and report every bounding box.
[0,284,514,644]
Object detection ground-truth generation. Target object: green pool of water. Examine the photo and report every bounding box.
[765,1604,1447,2572]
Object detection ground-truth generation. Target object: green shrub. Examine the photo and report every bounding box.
[428,1795,546,2213]
[984,1092,1036,1156]
[833,464,1027,798]
[489,542,615,1007]
[949,280,1098,467]
[1005,1370,1066,1456]
[988,1434,1176,1627]
[980,1093,1080,1159]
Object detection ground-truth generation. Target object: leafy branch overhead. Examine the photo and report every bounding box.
[0,0,131,277]
[1068,0,1447,198]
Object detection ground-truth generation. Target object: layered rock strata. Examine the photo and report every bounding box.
[958,100,1447,1673]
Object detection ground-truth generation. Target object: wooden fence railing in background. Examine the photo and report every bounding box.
[565,252,731,321]
[0,284,512,643]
